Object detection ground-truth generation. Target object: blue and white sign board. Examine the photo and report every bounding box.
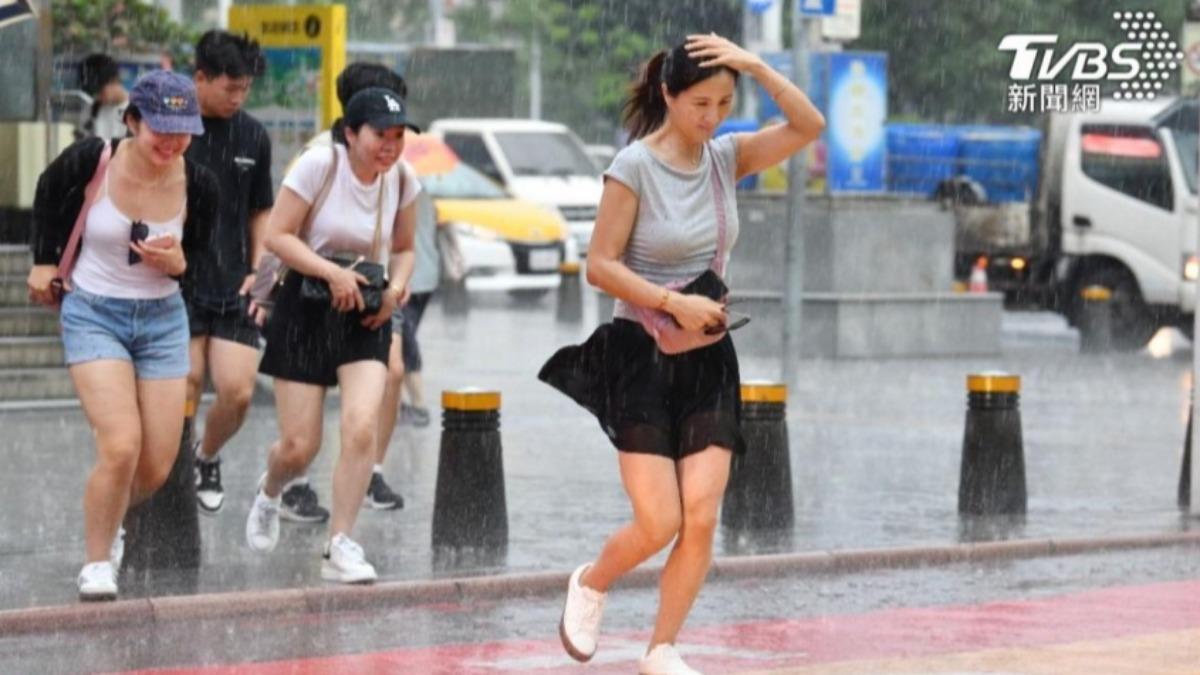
[746,0,776,15]
[0,0,36,29]
[825,52,887,192]
[797,0,836,17]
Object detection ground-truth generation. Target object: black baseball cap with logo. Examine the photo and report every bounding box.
[343,87,421,134]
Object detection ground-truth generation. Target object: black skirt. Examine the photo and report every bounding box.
[539,319,745,459]
[259,271,390,387]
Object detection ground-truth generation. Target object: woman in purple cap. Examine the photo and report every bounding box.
[244,86,421,584]
[27,70,218,601]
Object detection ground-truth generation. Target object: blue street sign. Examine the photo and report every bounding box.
[747,0,775,15]
[797,0,836,17]
[0,0,36,29]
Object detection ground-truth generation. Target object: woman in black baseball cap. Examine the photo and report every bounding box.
[246,85,423,585]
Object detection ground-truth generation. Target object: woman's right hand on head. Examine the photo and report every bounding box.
[324,263,367,313]
[668,292,727,333]
[26,264,64,307]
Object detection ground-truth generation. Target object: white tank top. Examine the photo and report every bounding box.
[71,171,186,299]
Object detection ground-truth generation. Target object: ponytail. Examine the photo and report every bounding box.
[622,50,668,141]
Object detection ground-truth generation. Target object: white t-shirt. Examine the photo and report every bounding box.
[281,143,421,263]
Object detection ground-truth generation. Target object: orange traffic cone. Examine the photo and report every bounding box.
[968,257,989,293]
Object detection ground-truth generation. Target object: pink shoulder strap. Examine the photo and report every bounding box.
[56,141,113,281]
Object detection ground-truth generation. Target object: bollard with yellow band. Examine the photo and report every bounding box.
[122,400,201,576]
[1078,285,1114,354]
[721,381,795,533]
[432,388,508,551]
[959,372,1027,515]
[556,261,583,323]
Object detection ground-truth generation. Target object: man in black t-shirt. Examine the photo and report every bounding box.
[184,31,276,516]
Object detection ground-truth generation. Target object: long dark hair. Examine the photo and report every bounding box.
[622,42,739,140]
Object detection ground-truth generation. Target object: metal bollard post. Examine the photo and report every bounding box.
[595,290,615,326]
[555,262,583,323]
[959,372,1027,515]
[1078,285,1113,354]
[722,382,794,531]
[432,388,507,550]
[122,404,201,572]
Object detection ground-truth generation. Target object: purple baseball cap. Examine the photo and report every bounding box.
[127,70,205,136]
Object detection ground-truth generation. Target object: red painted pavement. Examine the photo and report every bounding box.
[120,578,1200,674]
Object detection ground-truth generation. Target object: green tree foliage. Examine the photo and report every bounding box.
[852,0,1186,123]
[453,0,742,142]
[53,0,199,63]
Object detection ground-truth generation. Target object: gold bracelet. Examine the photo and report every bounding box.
[656,288,671,311]
[771,85,788,100]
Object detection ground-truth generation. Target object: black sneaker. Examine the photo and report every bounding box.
[400,403,432,428]
[364,472,404,510]
[195,456,224,514]
[280,481,329,523]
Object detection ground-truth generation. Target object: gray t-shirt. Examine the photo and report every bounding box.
[603,134,740,320]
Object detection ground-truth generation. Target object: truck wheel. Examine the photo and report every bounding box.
[1075,267,1157,351]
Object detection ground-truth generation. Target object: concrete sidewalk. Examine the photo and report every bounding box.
[1,291,1198,611]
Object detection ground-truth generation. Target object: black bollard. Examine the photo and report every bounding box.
[959,373,1027,515]
[555,262,583,323]
[122,405,201,573]
[1181,403,1192,510]
[432,389,508,550]
[722,382,794,531]
[1078,285,1113,354]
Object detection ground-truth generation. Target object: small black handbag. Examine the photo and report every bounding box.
[298,160,399,315]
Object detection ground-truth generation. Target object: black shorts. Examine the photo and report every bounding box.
[186,296,261,348]
[539,319,745,460]
[391,291,432,372]
[258,272,390,387]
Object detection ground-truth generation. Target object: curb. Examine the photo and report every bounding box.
[2,530,1198,636]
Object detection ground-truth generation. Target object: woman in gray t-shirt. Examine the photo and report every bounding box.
[542,34,825,674]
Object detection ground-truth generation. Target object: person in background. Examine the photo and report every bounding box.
[27,71,217,600]
[183,30,274,517]
[78,54,128,141]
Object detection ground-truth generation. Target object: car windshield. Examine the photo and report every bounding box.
[494,131,598,177]
[419,161,509,199]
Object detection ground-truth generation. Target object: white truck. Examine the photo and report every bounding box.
[949,97,1198,350]
[429,118,602,253]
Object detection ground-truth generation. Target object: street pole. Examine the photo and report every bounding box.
[780,5,808,385]
[530,0,542,120]
[1190,109,1200,512]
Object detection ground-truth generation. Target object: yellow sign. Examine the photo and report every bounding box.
[228,4,346,127]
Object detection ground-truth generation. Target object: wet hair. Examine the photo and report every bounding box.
[622,42,739,140]
[332,63,408,144]
[195,30,265,79]
[122,105,142,126]
[336,62,407,106]
[79,54,120,97]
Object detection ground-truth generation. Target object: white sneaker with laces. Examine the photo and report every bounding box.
[321,533,377,584]
[245,489,281,552]
[559,563,607,662]
[638,643,702,675]
[78,561,117,601]
[110,527,125,569]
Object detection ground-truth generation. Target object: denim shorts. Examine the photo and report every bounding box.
[60,287,190,380]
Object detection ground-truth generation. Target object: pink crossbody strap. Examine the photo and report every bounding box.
[56,141,114,282]
[708,149,729,277]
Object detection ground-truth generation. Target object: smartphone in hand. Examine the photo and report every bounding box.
[128,221,149,265]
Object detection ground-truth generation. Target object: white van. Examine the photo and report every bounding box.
[429,119,603,252]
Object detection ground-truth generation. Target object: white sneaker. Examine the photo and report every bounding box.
[559,563,607,662]
[110,527,125,569]
[638,644,702,675]
[321,533,377,584]
[245,489,281,552]
[78,561,117,601]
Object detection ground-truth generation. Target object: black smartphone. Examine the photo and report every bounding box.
[703,312,751,335]
[129,220,149,265]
